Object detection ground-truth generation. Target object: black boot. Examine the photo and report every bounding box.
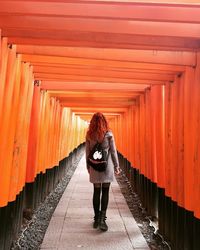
[93,212,100,228]
[99,211,108,231]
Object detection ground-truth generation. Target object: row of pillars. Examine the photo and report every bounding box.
[118,152,200,250]
[0,144,85,250]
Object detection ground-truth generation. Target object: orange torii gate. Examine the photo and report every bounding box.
[0,0,200,249]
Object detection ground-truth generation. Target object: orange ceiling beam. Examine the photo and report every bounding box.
[21,53,195,67]
[32,62,178,72]
[32,63,182,75]
[35,65,178,75]
[36,73,163,84]
[58,97,135,103]
[33,68,174,81]
[8,35,200,51]
[71,107,128,113]
[41,81,149,91]
[1,16,200,39]
[48,91,142,98]
[61,102,132,108]
[1,1,200,24]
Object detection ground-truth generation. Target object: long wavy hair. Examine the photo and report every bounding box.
[86,112,110,142]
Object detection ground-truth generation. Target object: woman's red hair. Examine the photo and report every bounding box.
[86,112,110,142]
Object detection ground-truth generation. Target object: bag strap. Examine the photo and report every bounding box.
[98,132,110,161]
[106,136,111,161]
[97,131,107,144]
[102,131,107,142]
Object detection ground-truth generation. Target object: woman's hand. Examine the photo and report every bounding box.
[115,166,121,175]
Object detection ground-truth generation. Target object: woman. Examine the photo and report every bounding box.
[86,112,120,231]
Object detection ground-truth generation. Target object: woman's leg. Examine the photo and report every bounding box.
[99,182,110,231]
[93,183,101,228]
[101,183,110,212]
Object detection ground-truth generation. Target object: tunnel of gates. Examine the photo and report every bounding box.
[1,1,200,249]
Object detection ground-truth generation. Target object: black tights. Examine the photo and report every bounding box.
[93,183,110,215]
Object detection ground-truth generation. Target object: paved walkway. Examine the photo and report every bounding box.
[40,156,150,250]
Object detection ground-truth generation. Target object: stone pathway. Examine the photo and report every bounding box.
[40,156,150,250]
